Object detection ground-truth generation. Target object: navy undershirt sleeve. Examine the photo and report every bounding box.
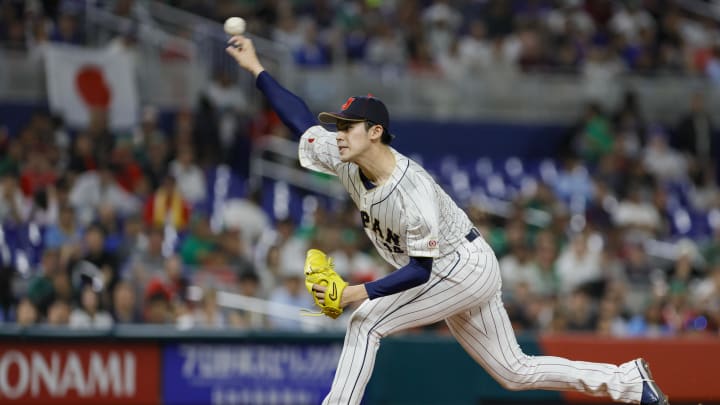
[255,71,317,137]
[365,257,433,299]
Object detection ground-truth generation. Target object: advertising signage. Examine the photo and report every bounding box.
[163,343,342,405]
[0,342,160,405]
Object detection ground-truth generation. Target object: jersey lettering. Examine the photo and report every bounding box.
[371,218,382,235]
[360,210,404,254]
[360,211,370,228]
[385,230,399,245]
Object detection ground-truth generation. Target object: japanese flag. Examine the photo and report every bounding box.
[44,44,139,130]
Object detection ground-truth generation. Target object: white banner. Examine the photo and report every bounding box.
[44,44,139,130]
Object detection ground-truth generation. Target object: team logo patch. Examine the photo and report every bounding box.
[341,97,355,110]
[428,240,438,249]
[308,138,315,143]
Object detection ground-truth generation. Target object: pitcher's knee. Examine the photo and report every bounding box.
[493,360,534,391]
[496,377,530,392]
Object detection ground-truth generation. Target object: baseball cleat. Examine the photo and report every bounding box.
[635,358,669,405]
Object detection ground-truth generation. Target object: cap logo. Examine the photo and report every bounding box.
[341,97,355,111]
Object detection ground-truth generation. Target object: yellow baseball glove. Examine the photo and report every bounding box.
[303,249,348,319]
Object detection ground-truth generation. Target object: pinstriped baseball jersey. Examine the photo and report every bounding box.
[298,125,649,405]
[299,125,474,268]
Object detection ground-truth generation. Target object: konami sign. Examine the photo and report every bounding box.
[0,343,160,404]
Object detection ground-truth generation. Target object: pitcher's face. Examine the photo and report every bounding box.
[335,120,372,163]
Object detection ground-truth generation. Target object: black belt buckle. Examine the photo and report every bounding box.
[465,227,480,242]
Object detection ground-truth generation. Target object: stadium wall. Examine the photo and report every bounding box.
[0,328,717,405]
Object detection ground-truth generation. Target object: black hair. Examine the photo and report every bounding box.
[364,121,392,145]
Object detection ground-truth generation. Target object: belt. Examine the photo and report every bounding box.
[465,227,481,242]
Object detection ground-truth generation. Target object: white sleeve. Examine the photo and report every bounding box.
[298,125,341,176]
[403,173,441,258]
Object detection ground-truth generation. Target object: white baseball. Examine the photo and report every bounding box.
[224,17,246,35]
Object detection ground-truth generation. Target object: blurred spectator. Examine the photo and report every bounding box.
[458,19,492,74]
[125,226,166,286]
[532,230,561,298]
[169,146,206,205]
[67,134,99,174]
[662,286,695,334]
[553,156,594,211]
[220,191,271,253]
[622,238,658,314]
[143,278,174,323]
[179,214,217,266]
[189,288,226,328]
[105,21,140,72]
[706,44,720,84]
[612,90,647,156]
[585,179,616,231]
[692,263,720,312]
[95,203,124,253]
[596,296,628,336]
[267,266,314,331]
[254,217,305,291]
[0,135,21,177]
[112,281,141,323]
[229,270,264,328]
[50,270,73,307]
[564,289,597,331]
[69,284,113,329]
[44,204,82,249]
[15,297,39,327]
[117,214,146,260]
[111,142,145,194]
[26,248,61,317]
[160,254,189,300]
[131,106,167,166]
[689,168,719,211]
[0,174,29,223]
[609,1,656,43]
[29,186,59,226]
[421,0,461,56]
[272,4,304,51]
[292,20,332,67]
[582,46,625,105]
[555,231,603,294]
[613,185,661,235]
[365,25,407,73]
[574,103,615,164]
[143,175,191,231]
[46,299,71,326]
[217,228,255,275]
[500,240,541,300]
[545,0,595,39]
[142,133,170,189]
[192,95,222,166]
[642,130,688,183]
[671,92,717,180]
[76,223,120,307]
[70,164,141,224]
[437,38,466,82]
[19,152,56,198]
[49,6,83,45]
[626,300,671,337]
[484,0,514,39]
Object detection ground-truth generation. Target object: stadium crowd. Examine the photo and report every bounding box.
[0,0,719,337]
[2,0,720,80]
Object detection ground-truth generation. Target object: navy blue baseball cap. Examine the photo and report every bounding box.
[318,95,393,137]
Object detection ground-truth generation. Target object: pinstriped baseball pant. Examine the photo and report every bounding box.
[322,237,644,405]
